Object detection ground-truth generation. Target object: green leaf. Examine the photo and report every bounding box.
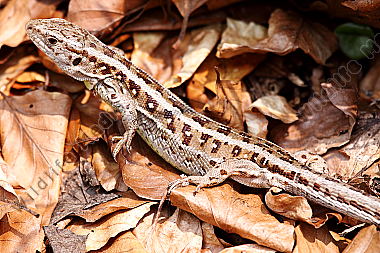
[335,23,374,60]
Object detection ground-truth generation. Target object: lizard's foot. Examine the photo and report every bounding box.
[111,129,135,159]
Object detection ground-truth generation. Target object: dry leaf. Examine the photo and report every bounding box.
[293,223,340,253]
[138,208,203,252]
[0,209,44,252]
[244,110,268,138]
[91,231,147,253]
[265,188,313,223]
[68,202,155,251]
[170,182,295,252]
[0,46,38,93]
[67,0,148,33]
[324,112,380,179]
[44,225,86,253]
[220,244,277,253]
[0,90,71,225]
[249,95,298,124]
[120,135,180,200]
[164,24,222,88]
[217,9,337,64]
[343,225,380,253]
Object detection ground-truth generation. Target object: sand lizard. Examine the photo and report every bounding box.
[26,18,380,227]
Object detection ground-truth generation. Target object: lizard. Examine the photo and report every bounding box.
[26,18,380,227]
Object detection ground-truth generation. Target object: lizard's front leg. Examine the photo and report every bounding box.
[96,77,139,159]
[169,159,271,193]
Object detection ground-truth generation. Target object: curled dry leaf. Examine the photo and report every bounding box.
[142,208,203,252]
[201,222,225,252]
[217,9,337,64]
[0,46,38,93]
[67,0,147,33]
[219,244,277,253]
[188,53,264,112]
[244,110,268,138]
[324,112,380,179]
[0,209,44,252]
[0,90,71,225]
[249,95,298,124]
[92,142,127,192]
[164,24,222,88]
[91,231,147,253]
[43,225,86,253]
[293,223,340,253]
[272,82,358,154]
[170,182,295,252]
[119,135,180,200]
[265,188,313,223]
[343,225,380,253]
[68,202,155,251]
[0,0,62,47]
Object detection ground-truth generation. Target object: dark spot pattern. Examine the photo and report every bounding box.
[232,145,242,157]
[192,116,209,126]
[128,79,141,97]
[200,133,211,147]
[182,124,193,145]
[145,93,158,113]
[211,140,222,153]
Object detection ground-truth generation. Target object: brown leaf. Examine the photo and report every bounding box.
[188,53,264,112]
[0,0,63,47]
[120,135,180,200]
[272,82,357,154]
[0,90,71,225]
[324,112,380,179]
[67,0,148,33]
[293,223,340,253]
[343,225,380,253]
[249,95,298,124]
[170,182,295,252]
[265,188,313,223]
[217,9,337,64]
[91,231,147,253]
[92,142,127,192]
[360,57,380,99]
[137,208,203,252]
[0,46,38,94]
[0,209,44,252]
[219,244,277,253]
[44,225,86,253]
[68,203,154,251]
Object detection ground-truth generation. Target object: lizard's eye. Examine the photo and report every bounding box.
[72,58,82,66]
[47,37,57,44]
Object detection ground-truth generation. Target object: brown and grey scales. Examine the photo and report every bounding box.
[26,18,380,227]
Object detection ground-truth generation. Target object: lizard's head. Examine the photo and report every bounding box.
[26,18,108,87]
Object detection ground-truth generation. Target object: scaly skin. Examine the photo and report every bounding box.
[26,18,380,227]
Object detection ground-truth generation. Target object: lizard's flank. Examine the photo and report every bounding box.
[26,18,380,227]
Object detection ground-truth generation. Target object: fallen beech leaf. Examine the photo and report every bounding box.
[170,182,295,252]
[217,9,337,64]
[272,82,358,154]
[67,0,147,33]
[250,95,298,124]
[293,223,340,253]
[73,191,152,223]
[164,24,222,88]
[0,0,62,47]
[68,203,155,251]
[265,188,313,223]
[220,244,277,253]
[138,208,203,252]
[201,222,225,252]
[324,112,380,179]
[0,90,71,225]
[244,110,268,138]
[0,46,38,93]
[92,142,127,192]
[203,79,245,130]
[120,135,180,200]
[343,225,380,253]
[188,53,264,112]
[50,165,120,224]
[0,209,44,252]
[0,157,19,203]
[91,231,147,253]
